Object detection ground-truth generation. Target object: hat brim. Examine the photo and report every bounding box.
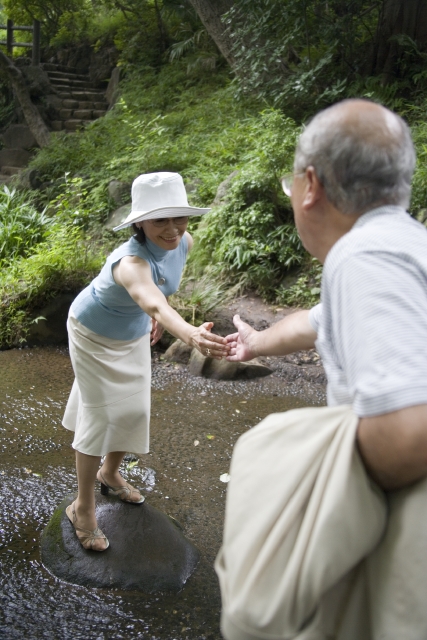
[113,206,211,231]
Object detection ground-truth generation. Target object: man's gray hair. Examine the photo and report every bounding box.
[294,100,416,214]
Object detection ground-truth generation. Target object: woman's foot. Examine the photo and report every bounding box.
[65,500,109,551]
[97,468,145,504]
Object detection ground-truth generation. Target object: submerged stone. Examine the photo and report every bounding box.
[41,494,200,592]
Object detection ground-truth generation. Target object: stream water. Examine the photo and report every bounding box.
[0,346,325,639]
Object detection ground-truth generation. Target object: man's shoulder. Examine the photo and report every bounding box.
[326,206,427,274]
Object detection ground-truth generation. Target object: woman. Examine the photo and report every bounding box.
[62,172,228,551]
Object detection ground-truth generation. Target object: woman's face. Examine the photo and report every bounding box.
[137,217,188,251]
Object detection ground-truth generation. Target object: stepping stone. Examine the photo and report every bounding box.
[41,494,200,591]
[188,349,273,380]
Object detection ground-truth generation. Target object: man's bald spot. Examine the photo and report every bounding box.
[316,99,404,148]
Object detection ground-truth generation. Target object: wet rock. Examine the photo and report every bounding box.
[188,349,273,380]
[105,203,131,229]
[41,494,200,591]
[164,339,193,364]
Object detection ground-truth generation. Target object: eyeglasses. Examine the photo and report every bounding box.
[148,216,189,228]
[280,172,306,197]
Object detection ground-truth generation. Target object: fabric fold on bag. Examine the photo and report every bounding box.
[215,405,387,640]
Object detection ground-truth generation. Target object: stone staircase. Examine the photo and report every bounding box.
[43,63,109,132]
[0,63,112,185]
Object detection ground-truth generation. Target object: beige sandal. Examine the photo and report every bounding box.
[97,470,145,504]
[65,501,109,551]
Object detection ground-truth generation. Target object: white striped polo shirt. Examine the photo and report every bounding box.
[309,205,427,417]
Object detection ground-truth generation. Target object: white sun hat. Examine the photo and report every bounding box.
[113,172,211,231]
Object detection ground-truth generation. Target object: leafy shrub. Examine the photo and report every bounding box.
[169,270,243,325]
[276,259,322,307]
[0,186,52,265]
[188,109,307,299]
[0,224,107,347]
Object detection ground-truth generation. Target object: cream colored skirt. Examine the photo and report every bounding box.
[62,311,151,456]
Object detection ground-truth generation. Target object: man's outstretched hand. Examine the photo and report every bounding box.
[225,314,258,362]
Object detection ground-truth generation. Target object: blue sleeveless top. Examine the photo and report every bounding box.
[71,235,188,340]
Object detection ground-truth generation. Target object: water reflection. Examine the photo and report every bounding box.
[0,346,325,639]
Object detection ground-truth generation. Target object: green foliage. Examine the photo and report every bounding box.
[48,174,112,228]
[222,0,377,117]
[3,0,94,46]
[188,110,306,299]
[276,259,322,308]
[223,0,427,120]
[169,270,243,325]
[28,66,311,311]
[0,224,106,347]
[0,186,52,265]
[29,64,252,192]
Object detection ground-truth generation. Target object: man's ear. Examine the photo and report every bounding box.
[302,166,323,209]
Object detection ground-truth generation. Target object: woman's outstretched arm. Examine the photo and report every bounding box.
[114,254,229,359]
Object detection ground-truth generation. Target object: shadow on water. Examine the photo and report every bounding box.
[0,346,325,639]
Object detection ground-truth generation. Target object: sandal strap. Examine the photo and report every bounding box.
[98,470,142,501]
[66,502,109,550]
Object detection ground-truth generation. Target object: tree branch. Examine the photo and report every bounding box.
[0,51,50,148]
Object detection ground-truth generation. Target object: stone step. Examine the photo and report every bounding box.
[1,166,22,176]
[42,62,79,74]
[57,90,106,101]
[49,77,94,89]
[63,119,87,131]
[53,107,108,124]
[47,70,90,82]
[60,99,108,110]
[50,121,64,131]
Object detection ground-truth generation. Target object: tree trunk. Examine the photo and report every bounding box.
[186,0,236,68]
[373,0,427,82]
[0,51,50,148]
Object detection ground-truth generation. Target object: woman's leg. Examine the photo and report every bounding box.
[72,450,108,551]
[98,451,143,502]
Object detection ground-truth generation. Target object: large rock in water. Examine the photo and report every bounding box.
[188,349,273,380]
[41,494,200,591]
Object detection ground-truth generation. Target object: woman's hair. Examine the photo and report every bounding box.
[132,223,146,245]
[294,99,416,214]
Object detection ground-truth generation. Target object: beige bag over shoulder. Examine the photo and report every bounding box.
[215,405,387,640]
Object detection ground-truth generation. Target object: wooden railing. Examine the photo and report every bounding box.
[0,19,41,65]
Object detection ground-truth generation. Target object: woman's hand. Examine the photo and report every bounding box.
[150,319,164,346]
[189,322,229,360]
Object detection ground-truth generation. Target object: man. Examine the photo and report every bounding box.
[217,99,427,638]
